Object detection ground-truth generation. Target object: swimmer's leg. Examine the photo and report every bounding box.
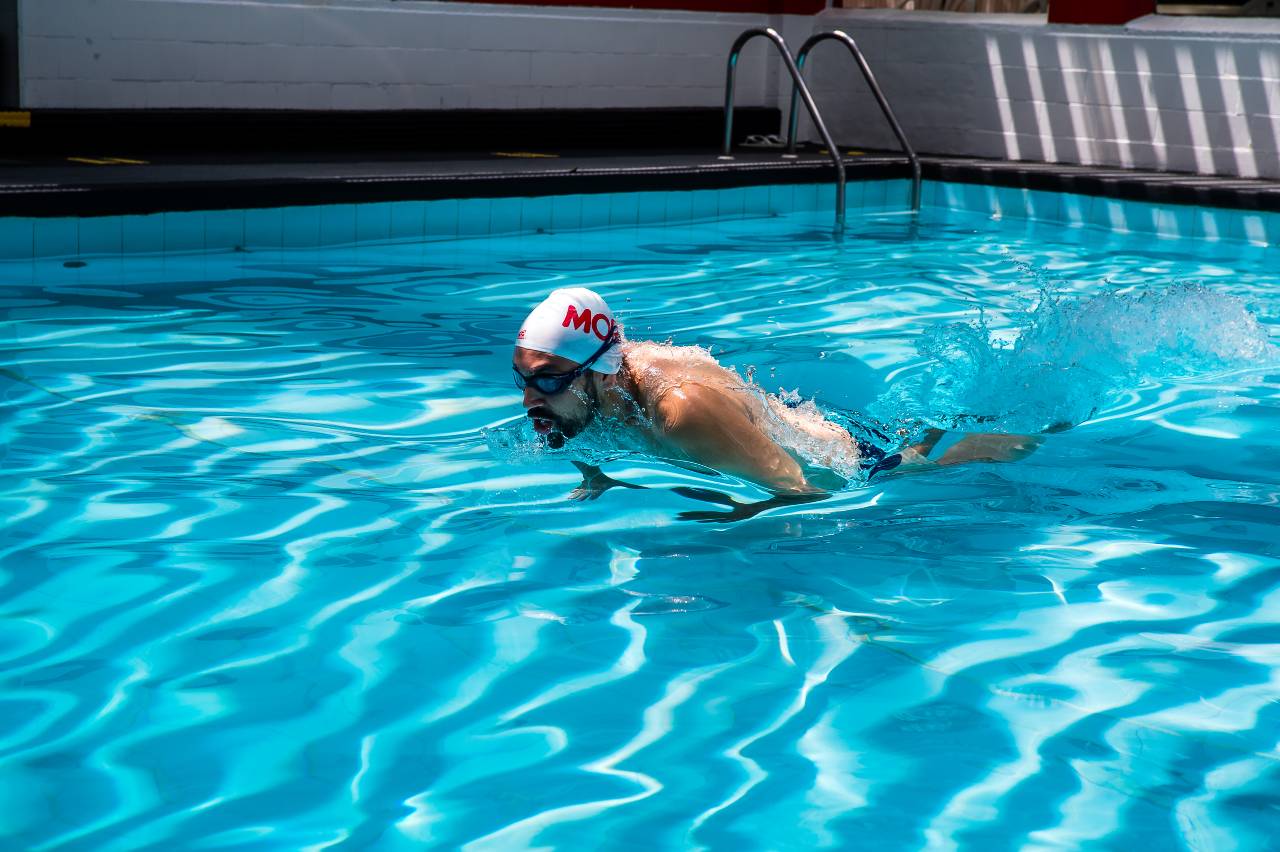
[879,428,1040,474]
[934,433,1043,466]
[873,428,946,473]
[909,428,946,457]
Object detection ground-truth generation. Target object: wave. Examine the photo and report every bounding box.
[869,283,1273,434]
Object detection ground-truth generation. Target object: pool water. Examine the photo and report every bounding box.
[2,200,1279,849]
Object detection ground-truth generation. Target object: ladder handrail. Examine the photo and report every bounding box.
[785,30,921,212]
[721,27,847,234]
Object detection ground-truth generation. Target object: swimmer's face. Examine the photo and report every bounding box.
[513,346,598,449]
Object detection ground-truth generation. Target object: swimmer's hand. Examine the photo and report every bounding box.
[673,487,826,523]
[568,461,643,502]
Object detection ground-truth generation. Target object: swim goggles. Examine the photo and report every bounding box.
[513,325,618,396]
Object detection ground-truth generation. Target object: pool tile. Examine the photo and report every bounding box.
[487,198,522,235]
[425,199,460,239]
[320,204,357,246]
[1094,198,1129,232]
[792,183,820,213]
[921,180,940,210]
[992,187,1017,219]
[1217,210,1246,244]
[843,180,867,212]
[579,193,611,230]
[813,185,836,214]
[244,207,283,250]
[628,192,659,226]
[1154,204,1195,240]
[34,217,78,258]
[767,183,794,215]
[521,197,554,233]
[122,213,165,255]
[1059,193,1089,227]
[940,182,964,211]
[1240,212,1268,245]
[1126,202,1160,235]
[204,209,245,252]
[78,216,123,256]
[1264,212,1280,248]
[356,202,393,243]
[964,183,996,216]
[389,201,427,241]
[163,211,206,254]
[690,189,719,221]
[604,193,634,227]
[456,198,492,237]
[742,186,771,217]
[884,180,913,212]
[1027,189,1063,223]
[550,195,582,232]
[1192,209,1223,242]
[717,187,747,220]
[0,218,34,261]
[281,206,322,248]
[665,190,694,224]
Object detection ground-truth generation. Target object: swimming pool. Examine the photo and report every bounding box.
[2,182,1278,849]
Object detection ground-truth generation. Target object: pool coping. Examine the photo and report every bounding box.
[3,149,1280,219]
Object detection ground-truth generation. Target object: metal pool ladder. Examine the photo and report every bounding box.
[787,30,921,213]
[720,28,848,233]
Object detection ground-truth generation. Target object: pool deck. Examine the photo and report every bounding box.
[5,147,1280,218]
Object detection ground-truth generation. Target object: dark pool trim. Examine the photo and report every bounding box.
[0,156,913,218]
[3,150,1280,219]
[923,158,1280,214]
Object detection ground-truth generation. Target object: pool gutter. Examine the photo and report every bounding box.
[3,151,1280,219]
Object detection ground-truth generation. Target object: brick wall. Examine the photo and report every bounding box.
[17,0,796,111]
[16,2,1280,179]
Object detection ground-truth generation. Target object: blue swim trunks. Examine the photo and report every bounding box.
[855,437,903,478]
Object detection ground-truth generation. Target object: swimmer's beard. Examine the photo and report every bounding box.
[527,406,576,450]
[528,391,598,451]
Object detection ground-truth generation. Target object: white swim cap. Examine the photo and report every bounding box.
[516,287,622,374]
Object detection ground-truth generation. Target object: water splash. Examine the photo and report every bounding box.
[871,284,1273,434]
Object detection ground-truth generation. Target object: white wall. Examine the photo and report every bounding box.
[17,0,798,111]
[805,9,1280,179]
[17,2,1280,179]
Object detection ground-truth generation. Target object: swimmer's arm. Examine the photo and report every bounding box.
[656,386,817,495]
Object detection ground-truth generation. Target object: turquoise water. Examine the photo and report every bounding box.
[3,199,1279,849]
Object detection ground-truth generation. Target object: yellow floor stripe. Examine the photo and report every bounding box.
[66,156,150,165]
[0,111,32,128]
[493,151,559,159]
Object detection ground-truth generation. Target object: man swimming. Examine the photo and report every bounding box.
[512,287,1039,501]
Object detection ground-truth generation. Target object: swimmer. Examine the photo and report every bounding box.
[512,287,1040,506]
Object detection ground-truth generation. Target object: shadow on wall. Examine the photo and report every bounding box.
[797,21,1280,179]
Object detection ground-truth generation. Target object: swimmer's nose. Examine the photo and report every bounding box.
[522,385,543,409]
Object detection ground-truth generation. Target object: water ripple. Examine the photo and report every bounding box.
[2,209,1279,848]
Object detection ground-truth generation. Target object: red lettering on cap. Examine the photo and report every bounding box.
[592,314,612,341]
[563,305,592,333]
[517,329,526,339]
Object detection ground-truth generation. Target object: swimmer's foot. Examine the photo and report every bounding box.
[935,433,1043,466]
